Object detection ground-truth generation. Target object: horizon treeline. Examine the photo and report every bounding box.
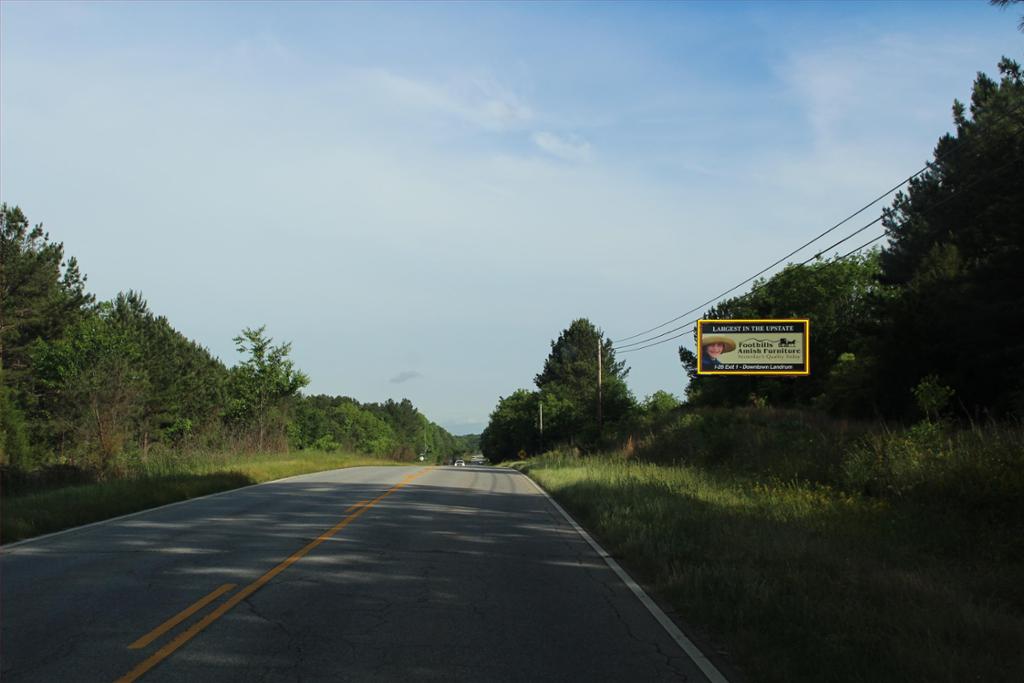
[481,58,1023,462]
[0,215,467,472]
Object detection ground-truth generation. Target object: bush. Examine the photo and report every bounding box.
[912,375,956,421]
[629,406,1023,517]
[842,421,947,497]
[0,463,103,496]
[0,382,33,467]
[312,434,342,452]
[635,406,863,483]
[844,420,1024,514]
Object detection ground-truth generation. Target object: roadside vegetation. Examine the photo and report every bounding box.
[1,450,405,544]
[1,203,472,543]
[489,58,1024,682]
[481,59,1023,465]
[0,239,467,543]
[510,411,1023,683]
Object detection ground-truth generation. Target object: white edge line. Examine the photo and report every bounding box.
[1,465,416,553]
[516,469,731,683]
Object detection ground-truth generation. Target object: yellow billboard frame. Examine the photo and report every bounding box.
[696,318,810,376]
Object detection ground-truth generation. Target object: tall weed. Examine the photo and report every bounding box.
[635,407,1023,515]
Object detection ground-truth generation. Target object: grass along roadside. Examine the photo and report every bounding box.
[1,451,405,544]
[511,454,1024,683]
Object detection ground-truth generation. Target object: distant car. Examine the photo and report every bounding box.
[454,459,466,467]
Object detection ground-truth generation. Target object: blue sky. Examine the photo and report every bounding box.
[1,1,1020,434]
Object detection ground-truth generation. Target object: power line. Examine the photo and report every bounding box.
[616,326,696,354]
[616,235,889,355]
[612,319,697,351]
[612,102,1024,344]
[837,232,889,260]
[615,151,1022,354]
[611,191,893,344]
[614,147,1022,351]
[612,214,884,351]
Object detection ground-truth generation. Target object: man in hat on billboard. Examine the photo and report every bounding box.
[701,335,736,370]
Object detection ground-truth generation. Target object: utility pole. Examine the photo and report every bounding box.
[597,336,603,433]
[538,400,544,451]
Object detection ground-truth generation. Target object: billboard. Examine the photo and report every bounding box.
[696,319,810,376]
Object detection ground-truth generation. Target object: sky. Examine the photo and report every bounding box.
[1,1,1020,434]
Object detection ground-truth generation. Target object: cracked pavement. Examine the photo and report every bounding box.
[1,465,709,681]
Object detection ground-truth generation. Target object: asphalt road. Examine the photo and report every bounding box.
[1,465,715,682]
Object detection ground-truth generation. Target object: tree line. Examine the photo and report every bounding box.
[482,58,1023,461]
[290,395,469,460]
[0,214,465,472]
[480,317,679,461]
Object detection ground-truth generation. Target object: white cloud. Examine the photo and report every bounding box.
[779,34,977,148]
[390,370,423,384]
[228,33,293,63]
[349,67,533,131]
[743,32,996,209]
[531,130,593,162]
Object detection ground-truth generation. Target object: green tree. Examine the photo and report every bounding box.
[291,393,458,461]
[0,365,31,466]
[480,389,540,462]
[363,398,425,458]
[873,58,1024,416]
[290,394,338,450]
[25,288,231,465]
[639,390,680,434]
[227,326,309,451]
[0,204,92,412]
[30,304,147,468]
[534,318,634,449]
[333,401,396,455]
[680,252,886,412]
[108,291,228,450]
[991,0,1024,31]
[453,433,481,455]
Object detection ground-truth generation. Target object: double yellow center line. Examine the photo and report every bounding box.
[116,467,433,683]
